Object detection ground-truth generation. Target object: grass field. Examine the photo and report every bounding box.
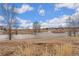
[0,36,79,56]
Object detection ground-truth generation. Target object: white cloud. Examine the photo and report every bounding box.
[0,23,4,26]
[54,3,79,12]
[41,22,49,28]
[55,3,75,9]
[14,4,33,14]
[54,3,79,27]
[48,15,69,28]
[28,23,33,29]
[46,3,79,27]
[70,12,79,27]
[0,16,4,21]
[39,15,70,28]
[16,17,32,29]
[16,13,79,29]
[0,15,5,26]
[38,9,45,16]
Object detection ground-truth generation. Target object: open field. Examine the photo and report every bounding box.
[0,36,79,56]
[0,32,79,56]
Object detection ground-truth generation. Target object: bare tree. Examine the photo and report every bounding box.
[13,18,19,35]
[33,21,41,35]
[66,17,72,36]
[0,3,16,40]
[66,16,78,37]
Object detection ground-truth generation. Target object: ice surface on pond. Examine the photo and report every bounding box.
[0,32,69,40]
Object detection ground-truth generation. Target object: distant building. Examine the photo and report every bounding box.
[33,21,41,34]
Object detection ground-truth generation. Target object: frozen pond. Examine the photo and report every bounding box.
[0,32,79,40]
[0,32,69,40]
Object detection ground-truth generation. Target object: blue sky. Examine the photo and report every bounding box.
[0,3,79,29]
[15,3,75,22]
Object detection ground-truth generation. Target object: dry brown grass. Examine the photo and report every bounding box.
[0,36,79,56]
[12,42,73,56]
